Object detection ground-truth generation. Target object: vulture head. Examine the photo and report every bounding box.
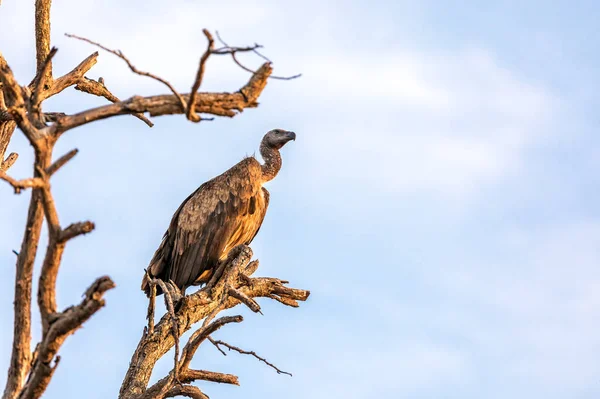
[263,129,296,150]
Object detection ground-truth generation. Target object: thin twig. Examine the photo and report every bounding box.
[186,29,215,122]
[65,33,187,112]
[210,339,292,376]
[31,47,58,111]
[46,149,78,176]
[215,31,301,80]
[180,315,242,370]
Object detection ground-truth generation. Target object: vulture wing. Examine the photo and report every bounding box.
[142,158,268,295]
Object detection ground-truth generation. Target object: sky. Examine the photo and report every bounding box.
[0,0,599,398]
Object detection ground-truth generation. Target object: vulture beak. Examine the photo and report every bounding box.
[285,131,296,142]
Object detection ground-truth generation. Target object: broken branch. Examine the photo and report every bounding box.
[58,221,95,242]
[1,152,18,172]
[180,369,239,385]
[74,77,153,127]
[228,287,262,313]
[46,148,78,176]
[0,172,45,194]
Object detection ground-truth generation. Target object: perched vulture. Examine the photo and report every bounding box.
[141,128,296,296]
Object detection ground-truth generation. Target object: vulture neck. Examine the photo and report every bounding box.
[259,141,282,183]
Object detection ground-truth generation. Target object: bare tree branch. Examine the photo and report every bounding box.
[51,62,273,135]
[75,77,153,127]
[34,0,53,85]
[180,315,243,370]
[165,385,209,399]
[46,148,78,176]
[210,339,292,376]
[215,31,302,80]
[41,52,98,100]
[227,287,262,313]
[1,152,18,172]
[20,276,115,399]
[2,5,305,397]
[186,29,215,122]
[119,246,310,398]
[58,221,95,242]
[180,369,239,385]
[1,152,50,399]
[65,33,188,112]
[0,57,42,142]
[30,47,57,120]
[0,172,45,194]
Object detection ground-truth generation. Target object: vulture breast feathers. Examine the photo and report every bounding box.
[143,157,269,295]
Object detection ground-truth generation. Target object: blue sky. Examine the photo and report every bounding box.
[1,0,599,398]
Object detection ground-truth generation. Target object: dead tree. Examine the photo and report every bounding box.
[0,2,309,398]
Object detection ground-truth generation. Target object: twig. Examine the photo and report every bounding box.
[180,315,243,370]
[267,294,299,308]
[210,340,227,356]
[0,172,45,194]
[215,31,301,80]
[210,339,292,376]
[30,47,58,116]
[228,287,262,314]
[65,33,187,112]
[74,77,153,127]
[180,369,239,385]
[1,152,18,171]
[46,148,78,176]
[58,221,95,242]
[186,29,215,122]
[165,385,209,399]
[42,52,98,100]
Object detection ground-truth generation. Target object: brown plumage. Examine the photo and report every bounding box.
[141,129,296,296]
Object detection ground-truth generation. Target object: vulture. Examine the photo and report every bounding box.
[141,128,296,297]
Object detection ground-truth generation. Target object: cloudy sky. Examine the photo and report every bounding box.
[1,0,599,398]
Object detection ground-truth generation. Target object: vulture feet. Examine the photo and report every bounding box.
[166,280,184,303]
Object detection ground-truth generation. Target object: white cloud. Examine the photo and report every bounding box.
[282,48,558,202]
